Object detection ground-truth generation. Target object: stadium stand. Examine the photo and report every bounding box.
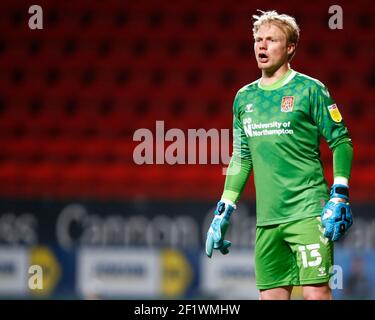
[0,0,374,201]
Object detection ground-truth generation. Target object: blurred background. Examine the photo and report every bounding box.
[0,0,374,300]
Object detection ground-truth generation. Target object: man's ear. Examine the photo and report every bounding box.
[287,42,296,61]
[287,43,296,56]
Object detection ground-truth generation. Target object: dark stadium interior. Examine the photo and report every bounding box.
[0,0,375,299]
[0,0,374,201]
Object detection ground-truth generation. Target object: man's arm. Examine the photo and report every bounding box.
[310,83,354,240]
[333,141,353,186]
[309,82,353,181]
[221,98,253,204]
[205,92,253,257]
[222,155,252,204]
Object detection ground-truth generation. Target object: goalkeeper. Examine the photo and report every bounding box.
[205,10,353,300]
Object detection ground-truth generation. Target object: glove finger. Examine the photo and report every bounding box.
[332,222,344,241]
[220,240,232,255]
[332,228,342,242]
[321,219,327,228]
[205,233,214,258]
[324,228,333,241]
[334,223,347,241]
[213,240,222,249]
[212,220,222,243]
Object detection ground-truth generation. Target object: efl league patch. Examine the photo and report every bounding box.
[328,104,342,122]
[281,96,294,112]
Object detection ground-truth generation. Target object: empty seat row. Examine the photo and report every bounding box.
[0,159,371,200]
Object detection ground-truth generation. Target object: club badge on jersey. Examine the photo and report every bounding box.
[280,96,294,112]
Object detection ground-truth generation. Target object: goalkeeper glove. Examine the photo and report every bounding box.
[321,184,353,241]
[205,200,235,258]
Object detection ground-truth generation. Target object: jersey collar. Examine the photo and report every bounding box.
[257,69,297,91]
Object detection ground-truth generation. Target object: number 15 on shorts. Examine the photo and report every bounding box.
[298,244,322,268]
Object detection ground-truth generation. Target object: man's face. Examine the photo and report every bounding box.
[254,23,293,72]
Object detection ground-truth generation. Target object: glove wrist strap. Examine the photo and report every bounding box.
[220,198,237,209]
[215,200,235,219]
[331,184,349,201]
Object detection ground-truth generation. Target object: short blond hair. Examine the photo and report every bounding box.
[252,10,300,60]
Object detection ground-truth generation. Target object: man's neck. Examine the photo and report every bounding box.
[260,64,290,86]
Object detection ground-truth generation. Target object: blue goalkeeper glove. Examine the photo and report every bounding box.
[205,200,235,258]
[321,184,353,241]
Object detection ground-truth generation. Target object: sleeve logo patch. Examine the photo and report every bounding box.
[328,104,342,122]
[281,96,294,112]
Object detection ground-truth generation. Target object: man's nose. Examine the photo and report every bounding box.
[259,40,267,49]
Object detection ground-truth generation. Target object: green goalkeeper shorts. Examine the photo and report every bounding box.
[255,216,333,290]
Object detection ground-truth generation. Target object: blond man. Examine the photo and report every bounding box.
[206,10,353,300]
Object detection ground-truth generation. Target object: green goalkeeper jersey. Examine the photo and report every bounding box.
[224,69,352,226]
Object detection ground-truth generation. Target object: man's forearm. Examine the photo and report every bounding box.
[333,141,353,183]
[221,156,252,204]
